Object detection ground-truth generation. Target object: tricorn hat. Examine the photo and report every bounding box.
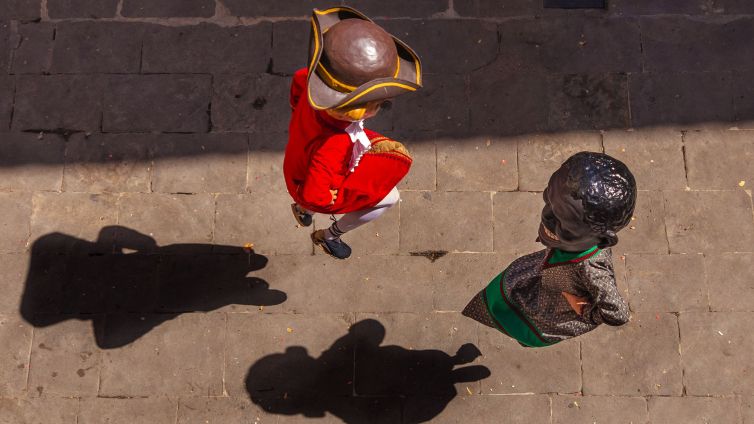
[306,6,423,110]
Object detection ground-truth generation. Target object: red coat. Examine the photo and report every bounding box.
[283,68,412,214]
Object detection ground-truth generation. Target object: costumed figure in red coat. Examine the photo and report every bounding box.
[284,6,423,259]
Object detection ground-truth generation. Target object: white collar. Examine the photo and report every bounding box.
[345,120,371,172]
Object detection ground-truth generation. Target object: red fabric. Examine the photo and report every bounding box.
[283,68,411,214]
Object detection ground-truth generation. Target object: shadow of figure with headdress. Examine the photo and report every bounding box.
[20,225,286,349]
[246,319,491,423]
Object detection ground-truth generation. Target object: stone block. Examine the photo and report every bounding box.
[344,0,448,17]
[0,192,32,253]
[603,128,687,190]
[12,23,54,73]
[537,17,642,74]
[100,313,225,396]
[664,190,754,253]
[684,129,754,190]
[354,312,487,396]
[405,394,551,424]
[0,76,11,129]
[629,72,735,127]
[0,398,77,424]
[63,133,152,193]
[517,131,602,191]
[228,312,352,397]
[456,0,556,16]
[706,253,754,311]
[48,0,118,18]
[0,133,66,191]
[431,252,516,312]
[648,396,741,423]
[215,192,312,255]
[151,133,248,194]
[51,22,147,73]
[616,191,669,255]
[177,398,273,424]
[436,136,517,191]
[552,395,648,423]
[581,312,683,395]
[641,16,754,72]
[477,326,581,394]
[392,73,469,134]
[28,317,102,396]
[608,0,708,15]
[0,254,27,314]
[0,0,41,20]
[212,73,290,133]
[122,0,214,17]
[221,0,333,17]
[469,70,548,135]
[13,75,105,132]
[142,23,271,74]
[29,192,119,254]
[547,73,630,132]
[118,193,215,251]
[626,254,708,312]
[397,137,435,190]
[0,22,9,72]
[0,315,32,396]
[104,74,211,133]
[378,19,499,75]
[248,132,287,193]
[681,312,754,395]
[492,191,543,256]
[271,20,308,75]
[78,397,177,424]
[336,201,400,255]
[400,191,493,253]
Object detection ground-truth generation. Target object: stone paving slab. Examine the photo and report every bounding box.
[28,316,102,397]
[551,395,648,424]
[100,312,225,397]
[78,397,178,424]
[1,3,754,423]
[581,312,683,396]
[680,312,754,395]
[0,133,65,192]
[0,397,78,424]
[664,190,754,253]
[647,396,741,423]
[706,253,754,311]
[626,254,708,312]
[0,315,32,397]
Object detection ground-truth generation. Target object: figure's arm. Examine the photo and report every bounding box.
[577,259,630,326]
[299,140,346,209]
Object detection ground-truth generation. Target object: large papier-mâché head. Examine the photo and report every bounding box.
[538,152,637,252]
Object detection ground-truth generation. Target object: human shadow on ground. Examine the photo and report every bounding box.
[246,319,491,423]
[19,225,286,349]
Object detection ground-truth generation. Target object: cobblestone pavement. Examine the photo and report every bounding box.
[2,1,754,423]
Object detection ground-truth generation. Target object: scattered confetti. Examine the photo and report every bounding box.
[287,327,293,333]
[501,159,507,165]
[243,242,254,252]
[718,330,724,336]
[485,139,491,147]
[466,387,473,395]
[630,226,636,230]
[739,180,746,187]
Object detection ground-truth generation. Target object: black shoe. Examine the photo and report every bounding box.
[311,230,351,260]
[291,203,313,227]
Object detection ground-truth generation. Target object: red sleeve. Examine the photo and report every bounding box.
[299,138,349,209]
[290,68,308,110]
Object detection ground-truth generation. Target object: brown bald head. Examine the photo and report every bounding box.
[322,19,398,87]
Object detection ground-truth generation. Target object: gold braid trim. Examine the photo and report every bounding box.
[367,138,411,160]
